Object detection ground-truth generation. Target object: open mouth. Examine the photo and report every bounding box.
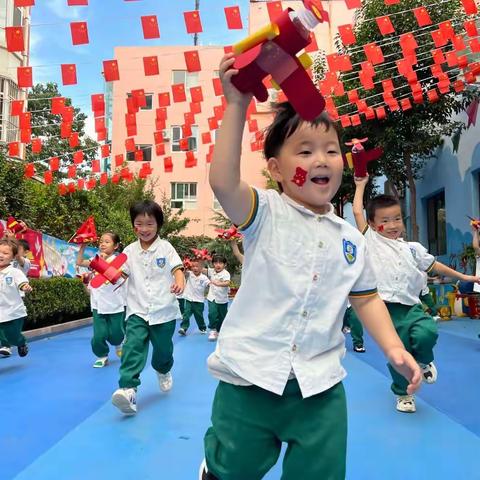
[311,176,330,185]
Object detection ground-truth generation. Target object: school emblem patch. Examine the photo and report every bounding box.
[343,239,357,265]
[156,257,166,268]
[5,277,13,286]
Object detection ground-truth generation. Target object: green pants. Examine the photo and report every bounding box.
[204,380,347,480]
[119,315,175,389]
[178,298,185,317]
[0,317,27,347]
[386,303,438,395]
[343,307,364,347]
[208,301,228,332]
[420,292,438,315]
[91,309,126,358]
[180,300,206,331]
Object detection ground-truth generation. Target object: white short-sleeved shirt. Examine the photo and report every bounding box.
[12,257,31,276]
[208,188,378,399]
[364,228,436,305]
[89,254,126,314]
[183,272,210,303]
[122,237,183,325]
[0,265,28,323]
[207,268,231,304]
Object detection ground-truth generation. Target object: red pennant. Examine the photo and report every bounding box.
[62,106,74,123]
[470,38,480,53]
[103,60,120,82]
[58,184,68,196]
[427,89,439,103]
[399,33,418,54]
[73,150,84,165]
[10,100,24,116]
[92,159,101,172]
[179,138,189,151]
[212,77,223,96]
[20,128,31,144]
[131,89,147,108]
[61,64,77,85]
[50,157,60,171]
[91,94,105,117]
[111,174,120,184]
[464,20,478,37]
[208,117,219,130]
[413,7,432,27]
[134,149,143,162]
[5,26,25,52]
[363,43,384,64]
[19,112,31,128]
[61,122,72,138]
[446,51,459,67]
[101,144,110,158]
[143,56,159,76]
[190,101,201,115]
[266,1,283,20]
[224,6,243,29]
[17,66,32,88]
[8,142,19,157]
[344,0,361,9]
[172,84,186,102]
[69,132,79,148]
[453,80,465,92]
[184,50,201,72]
[51,97,65,114]
[439,21,455,40]
[182,124,192,138]
[99,172,108,185]
[400,98,412,111]
[431,49,446,64]
[141,15,160,39]
[67,165,77,179]
[43,171,53,185]
[15,0,35,5]
[156,143,165,156]
[184,10,203,34]
[431,30,447,48]
[115,154,124,167]
[164,157,173,173]
[185,151,197,168]
[68,0,88,4]
[384,0,400,4]
[350,114,361,126]
[338,24,356,45]
[158,92,171,107]
[184,111,195,126]
[305,32,319,53]
[190,86,203,103]
[347,89,359,103]
[156,107,167,121]
[201,132,212,144]
[70,21,89,45]
[376,16,395,35]
[31,138,42,154]
[125,138,135,152]
[24,163,35,178]
[461,0,478,15]
[70,216,98,244]
[453,35,466,51]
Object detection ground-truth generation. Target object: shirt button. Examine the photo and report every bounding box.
[317,217,322,222]
[292,344,297,352]
[313,274,318,281]
[318,241,324,248]
[302,311,308,317]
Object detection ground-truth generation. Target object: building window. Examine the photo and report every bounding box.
[172,70,199,100]
[426,191,446,256]
[171,125,198,152]
[13,7,22,27]
[126,144,152,162]
[171,182,197,210]
[126,93,153,110]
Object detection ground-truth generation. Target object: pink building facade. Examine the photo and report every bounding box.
[111,0,353,236]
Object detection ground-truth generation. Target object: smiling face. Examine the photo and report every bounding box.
[267,122,343,214]
[133,213,158,246]
[370,205,404,240]
[98,233,118,256]
[0,244,15,268]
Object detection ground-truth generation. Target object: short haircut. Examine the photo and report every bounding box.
[212,254,227,264]
[0,238,18,257]
[130,200,164,231]
[17,239,30,251]
[366,195,401,222]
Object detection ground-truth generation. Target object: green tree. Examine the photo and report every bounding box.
[0,148,28,219]
[319,0,478,239]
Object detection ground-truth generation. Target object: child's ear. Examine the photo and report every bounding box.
[266,157,284,182]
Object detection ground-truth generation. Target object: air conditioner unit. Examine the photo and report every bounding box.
[162,129,170,141]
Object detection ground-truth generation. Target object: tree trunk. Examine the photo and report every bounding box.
[404,152,419,241]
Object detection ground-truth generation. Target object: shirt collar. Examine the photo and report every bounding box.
[136,236,161,253]
[0,265,13,275]
[280,193,342,224]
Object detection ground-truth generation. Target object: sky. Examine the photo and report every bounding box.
[29,0,250,136]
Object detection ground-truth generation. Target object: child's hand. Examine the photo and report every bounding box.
[386,347,422,394]
[4,229,15,240]
[219,53,252,107]
[170,282,184,295]
[463,274,480,284]
[21,283,33,293]
[354,174,369,186]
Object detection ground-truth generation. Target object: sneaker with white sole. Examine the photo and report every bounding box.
[157,371,173,392]
[396,395,416,413]
[0,346,12,357]
[208,330,218,342]
[93,357,108,368]
[199,329,207,335]
[420,362,437,384]
[112,388,137,415]
[198,459,218,480]
[17,344,29,357]
[178,328,187,336]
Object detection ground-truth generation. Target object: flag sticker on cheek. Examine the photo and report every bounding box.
[377,225,384,232]
[291,167,308,187]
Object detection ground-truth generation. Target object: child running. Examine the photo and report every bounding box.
[199,53,422,480]
[76,232,126,368]
[111,200,185,415]
[206,255,230,341]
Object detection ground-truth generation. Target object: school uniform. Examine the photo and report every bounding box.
[204,188,377,480]
[118,237,183,389]
[180,272,210,332]
[363,228,438,395]
[0,266,29,348]
[206,268,230,332]
[89,254,126,358]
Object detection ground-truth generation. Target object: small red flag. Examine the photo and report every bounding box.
[10,100,24,116]
[61,64,77,85]
[73,150,84,165]
[19,111,31,128]
[338,24,356,45]
[125,138,135,152]
[190,86,203,103]
[156,143,165,156]
[141,15,160,39]
[5,26,24,52]
[9,142,20,157]
[184,10,203,34]
[67,165,77,179]
[49,157,60,172]
[70,216,98,244]
[101,144,110,158]
[363,43,384,64]
[143,56,159,76]
[158,92,170,107]
[164,157,173,173]
[465,20,478,37]
[67,0,88,4]
[212,77,223,96]
[43,171,53,185]
[185,151,197,168]
[31,138,42,154]
[208,117,219,130]
[61,122,72,138]
[17,66,32,88]
[58,183,68,196]
[24,163,35,178]
[184,50,201,72]
[156,107,167,121]
[224,6,243,29]
[115,154,124,167]
[461,0,478,15]
[103,60,120,82]
[131,89,147,108]
[70,21,89,45]
[51,96,66,114]
[344,0,362,9]
[201,132,212,144]
[184,111,195,125]
[413,7,431,27]
[182,124,192,138]
[15,0,35,5]
[190,101,201,115]
[134,149,144,162]
[92,159,101,173]
[69,132,79,148]
[376,16,395,35]
[172,84,187,102]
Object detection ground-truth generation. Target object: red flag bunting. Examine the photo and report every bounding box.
[266,1,283,20]
[5,26,25,52]
[70,21,89,45]
[24,163,35,178]
[61,64,77,85]
[413,7,432,27]
[17,66,32,88]
[143,56,159,76]
[51,96,65,114]
[164,157,173,173]
[141,15,160,39]
[10,100,24,116]
[184,50,201,72]
[376,16,395,35]
[184,10,203,34]
[31,138,42,154]
[103,60,120,82]
[338,24,356,45]
[224,6,243,29]
[172,84,187,102]
[69,132,79,148]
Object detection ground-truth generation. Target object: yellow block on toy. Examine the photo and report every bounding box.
[438,305,451,320]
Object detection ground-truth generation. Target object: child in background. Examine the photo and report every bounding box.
[0,239,32,358]
[229,238,244,265]
[111,200,184,415]
[76,232,126,368]
[342,305,365,353]
[206,255,231,341]
[178,259,210,336]
[199,53,421,480]
[354,175,480,412]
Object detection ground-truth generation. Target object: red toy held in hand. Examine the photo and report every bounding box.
[69,216,98,244]
[468,215,480,231]
[7,216,27,235]
[89,253,128,289]
[215,225,242,240]
[344,138,383,178]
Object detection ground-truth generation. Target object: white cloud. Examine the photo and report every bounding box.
[84,113,96,140]
[45,0,81,20]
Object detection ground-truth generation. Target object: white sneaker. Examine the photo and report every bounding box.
[198,459,208,480]
[208,330,218,341]
[93,357,108,368]
[111,388,137,415]
[396,395,416,413]
[0,346,12,357]
[420,362,438,384]
[157,371,173,392]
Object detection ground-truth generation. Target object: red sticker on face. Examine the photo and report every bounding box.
[291,167,308,187]
[377,225,384,232]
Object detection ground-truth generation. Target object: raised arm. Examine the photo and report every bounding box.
[230,239,244,265]
[431,261,480,284]
[353,175,369,232]
[76,244,91,268]
[209,54,253,226]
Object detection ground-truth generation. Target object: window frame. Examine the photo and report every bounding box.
[170,182,198,210]
[126,144,152,162]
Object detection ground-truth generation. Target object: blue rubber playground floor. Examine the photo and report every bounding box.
[1,315,479,480]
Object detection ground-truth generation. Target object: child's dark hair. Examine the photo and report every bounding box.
[17,239,30,252]
[102,232,123,253]
[212,254,227,264]
[263,102,339,192]
[130,200,164,231]
[0,238,18,257]
[366,195,401,222]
